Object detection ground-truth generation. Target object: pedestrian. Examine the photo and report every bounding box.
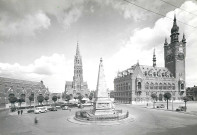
[34,117,38,124]
[21,109,23,115]
[17,109,20,115]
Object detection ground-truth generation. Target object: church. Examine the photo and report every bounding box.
[64,43,89,98]
[113,15,186,103]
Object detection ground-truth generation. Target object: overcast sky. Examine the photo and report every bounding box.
[0,0,197,93]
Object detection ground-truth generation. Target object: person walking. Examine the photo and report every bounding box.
[17,109,20,115]
[21,109,23,115]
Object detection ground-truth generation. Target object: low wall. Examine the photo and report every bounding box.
[0,108,9,119]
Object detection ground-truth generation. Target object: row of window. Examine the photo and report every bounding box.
[144,71,173,78]
[114,92,131,97]
[145,82,176,90]
[115,83,131,91]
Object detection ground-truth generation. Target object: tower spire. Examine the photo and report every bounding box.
[76,41,80,55]
[182,33,186,43]
[170,14,179,43]
[153,48,156,67]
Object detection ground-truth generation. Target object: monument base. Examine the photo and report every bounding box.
[93,97,115,115]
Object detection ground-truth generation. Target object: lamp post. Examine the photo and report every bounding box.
[171,91,174,111]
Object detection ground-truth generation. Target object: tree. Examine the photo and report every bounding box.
[44,95,49,104]
[78,95,83,103]
[65,95,71,102]
[182,96,189,112]
[164,92,171,110]
[37,94,44,105]
[8,94,17,107]
[52,95,57,103]
[89,92,94,100]
[29,94,34,107]
[151,93,157,108]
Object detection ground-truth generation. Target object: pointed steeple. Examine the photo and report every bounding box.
[182,33,186,43]
[164,37,168,46]
[170,14,179,43]
[76,41,80,55]
[171,14,179,33]
[96,58,108,98]
[153,48,156,67]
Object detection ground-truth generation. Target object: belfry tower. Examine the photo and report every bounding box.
[164,14,186,92]
[73,42,83,91]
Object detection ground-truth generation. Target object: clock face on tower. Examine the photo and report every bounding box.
[178,53,184,60]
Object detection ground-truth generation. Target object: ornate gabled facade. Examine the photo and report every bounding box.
[0,77,49,106]
[113,15,186,103]
[64,43,89,98]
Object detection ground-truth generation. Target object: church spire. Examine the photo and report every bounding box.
[153,48,156,67]
[170,14,179,43]
[76,41,80,55]
[182,33,186,43]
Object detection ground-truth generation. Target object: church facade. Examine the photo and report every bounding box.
[113,15,186,103]
[64,43,89,98]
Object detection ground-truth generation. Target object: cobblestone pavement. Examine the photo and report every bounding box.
[0,104,197,135]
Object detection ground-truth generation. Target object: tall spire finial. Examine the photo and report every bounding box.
[153,48,156,67]
[164,37,168,46]
[182,33,186,43]
[76,41,80,55]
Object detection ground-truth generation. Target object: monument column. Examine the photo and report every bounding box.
[93,58,115,115]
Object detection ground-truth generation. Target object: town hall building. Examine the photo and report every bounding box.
[64,43,89,98]
[113,15,186,103]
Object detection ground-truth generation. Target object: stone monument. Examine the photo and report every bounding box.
[93,58,115,115]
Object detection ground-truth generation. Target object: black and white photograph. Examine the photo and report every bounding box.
[0,0,197,135]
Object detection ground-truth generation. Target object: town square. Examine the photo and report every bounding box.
[0,0,197,135]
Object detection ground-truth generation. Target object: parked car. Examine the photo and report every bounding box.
[48,106,57,111]
[62,106,68,110]
[156,104,165,108]
[176,106,186,111]
[34,107,47,114]
[55,106,61,109]
[27,109,34,113]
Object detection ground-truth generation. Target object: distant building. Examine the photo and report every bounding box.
[186,86,197,101]
[64,43,89,98]
[0,77,49,106]
[113,15,186,103]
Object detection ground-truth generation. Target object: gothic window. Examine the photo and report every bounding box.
[145,71,147,76]
[138,82,141,90]
[150,83,154,89]
[153,72,157,77]
[159,83,162,90]
[145,82,149,89]
[154,83,158,90]
[172,83,175,90]
[163,83,167,90]
[168,83,171,90]
[181,83,184,89]
[126,83,128,90]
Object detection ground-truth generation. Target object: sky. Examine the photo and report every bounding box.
[0,0,197,93]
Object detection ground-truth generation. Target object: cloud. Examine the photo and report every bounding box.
[0,54,72,92]
[104,0,197,89]
[0,11,50,38]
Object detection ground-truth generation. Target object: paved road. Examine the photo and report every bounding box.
[1,104,197,135]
